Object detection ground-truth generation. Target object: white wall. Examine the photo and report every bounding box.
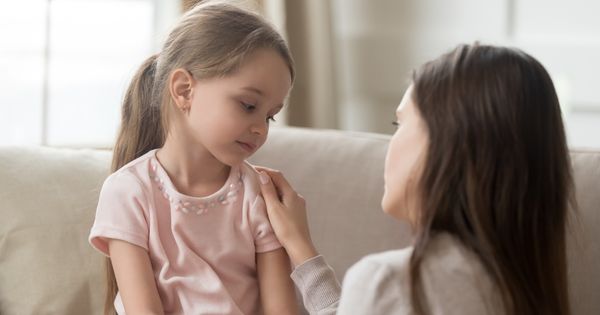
[331,0,600,148]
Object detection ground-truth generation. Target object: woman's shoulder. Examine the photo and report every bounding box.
[344,246,414,294]
[349,246,414,278]
[337,247,414,314]
[342,233,502,314]
[421,233,491,282]
[347,233,486,282]
[421,233,504,314]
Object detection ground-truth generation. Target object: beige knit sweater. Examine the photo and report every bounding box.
[290,233,504,315]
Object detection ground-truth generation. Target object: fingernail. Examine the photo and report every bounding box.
[259,171,269,184]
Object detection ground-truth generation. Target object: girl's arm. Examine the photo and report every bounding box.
[257,248,299,315]
[108,239,164,315]
[255,168,319,266]
[257,168,342,314]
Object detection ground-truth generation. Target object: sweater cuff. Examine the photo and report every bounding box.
[291,255,341,313]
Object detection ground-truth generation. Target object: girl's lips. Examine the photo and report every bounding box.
[236,141,256,153]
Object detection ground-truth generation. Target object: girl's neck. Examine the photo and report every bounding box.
[156,135,231,197]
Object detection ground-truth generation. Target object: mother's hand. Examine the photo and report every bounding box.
[256,167,319,266]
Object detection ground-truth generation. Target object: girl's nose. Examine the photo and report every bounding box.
[250,119,268,135]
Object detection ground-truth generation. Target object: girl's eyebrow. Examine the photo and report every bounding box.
[242,86,264,96]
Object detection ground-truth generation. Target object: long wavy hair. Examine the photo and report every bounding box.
[408,44,573,315]
[104,1,294,314]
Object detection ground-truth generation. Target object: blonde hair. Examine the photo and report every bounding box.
[105,2,294,314]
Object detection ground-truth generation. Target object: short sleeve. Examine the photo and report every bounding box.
[88,171,150,256]
[249,195,282,253]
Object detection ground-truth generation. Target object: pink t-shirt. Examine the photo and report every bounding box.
[89,149,281,315]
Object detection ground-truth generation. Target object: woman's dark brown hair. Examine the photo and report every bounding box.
[409,44,573,314]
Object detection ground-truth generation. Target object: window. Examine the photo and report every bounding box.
[0,0,169,147]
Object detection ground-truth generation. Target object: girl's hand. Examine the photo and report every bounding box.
[256,167,319,266]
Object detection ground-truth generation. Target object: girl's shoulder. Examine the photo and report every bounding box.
[239,161,261,195]
[111,149,157,176]
[102,149,158,197]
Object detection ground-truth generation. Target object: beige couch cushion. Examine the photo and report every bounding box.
[567,150,600,315]
[0,127,598,314]
[0,146,110,315]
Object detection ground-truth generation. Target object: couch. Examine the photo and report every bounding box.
[0,127,598,314]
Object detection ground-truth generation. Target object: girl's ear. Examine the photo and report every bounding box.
[168,68,195,112]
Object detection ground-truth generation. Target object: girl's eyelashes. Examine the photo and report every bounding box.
[240,102,256,112]
[241,101,277,123]
[392,121,400,127]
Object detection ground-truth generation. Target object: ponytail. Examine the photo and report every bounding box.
[111,54,164,171]
[104,54,164,315]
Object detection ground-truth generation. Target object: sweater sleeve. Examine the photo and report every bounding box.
[290,254,412,315]
[290,255,341,315]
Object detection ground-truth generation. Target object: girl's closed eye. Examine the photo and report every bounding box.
[392,121,401,128]
[240,102,256,112]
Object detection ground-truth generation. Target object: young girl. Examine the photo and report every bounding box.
[88,2,298,315]
[258,43,573,315]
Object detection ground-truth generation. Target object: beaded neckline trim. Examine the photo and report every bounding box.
[150,161,243,215]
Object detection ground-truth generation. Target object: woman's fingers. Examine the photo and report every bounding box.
[258,171,282,208]
[256,168,319,266]
[255,167,295,199]
[258,170,292,243]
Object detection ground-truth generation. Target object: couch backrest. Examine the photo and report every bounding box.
[0,127,598,314]
[0,146,111,314]
[566,150,600,315]
[250,128,412,277]
[251,127,600,315]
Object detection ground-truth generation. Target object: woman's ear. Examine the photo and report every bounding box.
[168,68,195,112]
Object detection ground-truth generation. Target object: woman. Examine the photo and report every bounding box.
[257,44,573,314]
